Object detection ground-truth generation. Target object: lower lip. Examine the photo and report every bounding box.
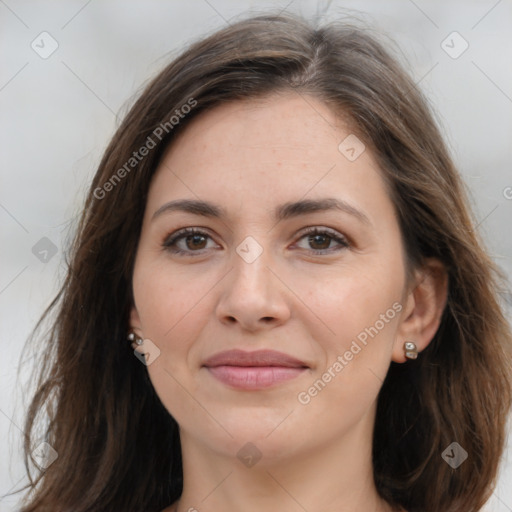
[206,365,307,389]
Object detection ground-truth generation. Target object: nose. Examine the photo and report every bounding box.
[215,244,291,332]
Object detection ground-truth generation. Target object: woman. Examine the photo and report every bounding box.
[14,12,512,512]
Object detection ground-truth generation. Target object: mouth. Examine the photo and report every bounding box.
[202,349,309,390]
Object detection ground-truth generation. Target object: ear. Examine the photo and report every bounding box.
[392,258,448,363]
[129,305,145,353]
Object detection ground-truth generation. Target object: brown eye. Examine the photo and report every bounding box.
[308,233,332,250]
[185,234,208,250]
[163,228,217,256]
[295,228,349,254]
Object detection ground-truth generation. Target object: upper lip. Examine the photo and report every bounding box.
[203,349,309,368]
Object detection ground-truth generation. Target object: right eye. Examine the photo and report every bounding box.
[162,228,219,256]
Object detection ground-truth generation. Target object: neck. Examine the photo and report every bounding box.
[173,416,392,512]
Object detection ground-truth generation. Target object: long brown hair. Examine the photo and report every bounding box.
[11,12,512,512]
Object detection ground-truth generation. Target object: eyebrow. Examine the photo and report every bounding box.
[152,197,371,225]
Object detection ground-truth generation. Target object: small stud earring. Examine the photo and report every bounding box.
[128,332,143,346]
[404,341,418,360]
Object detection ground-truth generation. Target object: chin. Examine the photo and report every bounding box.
[184,405,319,464]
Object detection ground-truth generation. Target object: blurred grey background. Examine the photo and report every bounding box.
[1,0,511,510]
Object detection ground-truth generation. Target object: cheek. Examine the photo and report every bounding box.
[294,276,401,430]
[132,258,199,362]
[303,262,403,347]
[132,253,230,387]
[134,253,207,332]
[132,258,211,422]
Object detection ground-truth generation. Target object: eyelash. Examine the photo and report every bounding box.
[162,227,350,256]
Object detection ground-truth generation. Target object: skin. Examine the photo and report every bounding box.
[130,92,447,512]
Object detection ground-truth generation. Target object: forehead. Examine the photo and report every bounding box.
[164,93,347,168]
[146,93,392,223]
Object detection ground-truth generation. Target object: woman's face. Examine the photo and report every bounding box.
[131,93,411,463]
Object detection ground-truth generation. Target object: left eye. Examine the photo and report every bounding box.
[294,228,349,253]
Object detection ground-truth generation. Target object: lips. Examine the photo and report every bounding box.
[203,349,308,368]
[203,349,309,389]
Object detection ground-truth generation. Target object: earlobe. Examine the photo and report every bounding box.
[392,258,448,363]
[129,306,144,352]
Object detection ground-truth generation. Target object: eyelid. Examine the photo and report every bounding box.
[162,225,350,256]
[292,226,350,252]
[162,227,219,253]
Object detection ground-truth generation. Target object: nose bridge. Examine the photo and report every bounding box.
[216,233,290,328]
[230,234,273,296]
